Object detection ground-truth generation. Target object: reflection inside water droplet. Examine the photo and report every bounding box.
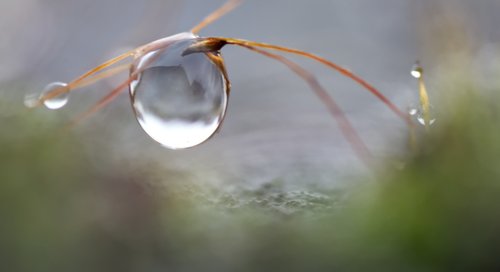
[130,34,228,149]
[24,93,40,109]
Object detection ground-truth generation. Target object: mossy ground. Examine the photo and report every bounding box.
[1,84,500,271]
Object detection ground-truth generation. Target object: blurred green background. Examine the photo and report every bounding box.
[1,0,500,271]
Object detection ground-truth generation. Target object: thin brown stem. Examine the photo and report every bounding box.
[191,0,243,34]
[205,52,231,94]
[68,50,135,89]
[71,63,132,90]
[37,50,135,108]
[237,44,372,166]
[67,45,170,126]
[213,37,412,127]
[66,77,133,128]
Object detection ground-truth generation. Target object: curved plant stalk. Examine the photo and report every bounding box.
[237,44,373,165]
[191,0,243,34]
[190,37,412,127]
[412,62,432,132]
[33,51,135,108]
[31,0,413,166]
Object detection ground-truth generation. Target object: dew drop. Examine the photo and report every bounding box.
[410,106,436,126]
[411,62,423,79]
[42,82,70,110]
[130,34,228,149]
[417,114,436,126]
[25,82,70,110]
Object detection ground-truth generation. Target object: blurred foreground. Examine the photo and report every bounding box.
[2,78,500,271]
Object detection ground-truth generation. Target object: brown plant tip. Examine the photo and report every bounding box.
[182,38,228,56]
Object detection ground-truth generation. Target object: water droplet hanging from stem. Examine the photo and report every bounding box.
[411,61,435,130]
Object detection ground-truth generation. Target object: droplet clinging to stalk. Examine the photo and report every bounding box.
[24,82,70,110]
[129,34,228,149]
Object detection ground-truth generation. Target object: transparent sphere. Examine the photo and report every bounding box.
[130,35,228,149]
[24,82,69,110]
[41,82,70,110]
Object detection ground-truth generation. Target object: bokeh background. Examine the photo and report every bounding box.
[2,0,499,185]
[1,0,433,186]
[1,0,500,271]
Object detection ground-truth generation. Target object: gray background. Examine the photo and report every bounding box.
[1,0,499,188]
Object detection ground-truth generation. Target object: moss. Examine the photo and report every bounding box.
[2,84,500,271]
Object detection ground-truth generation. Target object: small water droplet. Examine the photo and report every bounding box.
[417,114,436,126]
[130,33,228,149]
[411,62,423,79]
[25,82,69,109]
[25,82,70,110]
[410,106,436,126]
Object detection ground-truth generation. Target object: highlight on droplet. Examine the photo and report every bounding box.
[411,62,423,79]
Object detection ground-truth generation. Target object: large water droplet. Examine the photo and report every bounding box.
[130,34,228,149]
